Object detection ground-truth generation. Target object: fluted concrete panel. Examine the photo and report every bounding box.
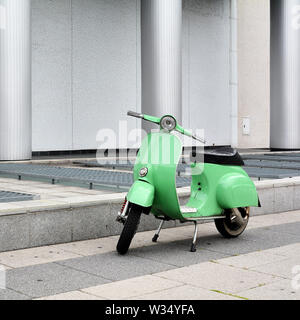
[0,0,32,160]
[271,0,300,149]
[141,0,182,130]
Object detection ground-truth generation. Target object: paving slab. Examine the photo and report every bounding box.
[6,263,110,298]
[52,238,118,257]
[1,210,300,300]
[215,251,289,269]
[56,252,176,282]
[132,284,242,300]
[130,241,229,268]
[51,225,213,257]
[250,257,300,280]
[196,234,259,256]
[0,288,30,300]
[0,246,82,269]
[261,243,300,258]
[262,222,300,236]
[244,224,300,250]
[155,262,280,294]
[247,211,300,229]
[36,291,102,300]
[82,275,182,300]
[237,279,300,300]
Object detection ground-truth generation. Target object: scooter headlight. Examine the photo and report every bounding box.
[139,167,148,177]
[160,116,177,132]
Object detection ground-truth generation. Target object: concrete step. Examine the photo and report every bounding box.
[0,178,299,252]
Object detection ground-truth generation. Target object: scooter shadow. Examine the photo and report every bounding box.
[126,233,253,268]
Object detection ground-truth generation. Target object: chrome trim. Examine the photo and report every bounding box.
[184,215,225,222]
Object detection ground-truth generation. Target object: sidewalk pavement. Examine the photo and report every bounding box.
[0,210,300,300]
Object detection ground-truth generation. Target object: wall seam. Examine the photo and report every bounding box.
[70,0,74,150]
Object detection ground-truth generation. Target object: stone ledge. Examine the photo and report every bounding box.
[0,178,299,252]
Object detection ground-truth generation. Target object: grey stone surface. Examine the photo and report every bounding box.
[293,185,300,209]
[0,288,30,300]
[0,212,299,300]
[155,262,279,294]
[57,252,176,282]
[252,187,275,215]
[130,242,229,267]
[72,204,114,241]
[197,234,259,256]
[7,263,109,298]
[237,279,300,300]
[0,215,30,252]
[244,226,300,251]
[265,222,300,237]
[29,210,73,247]
[274,186,294,213]
[250,257,300,280]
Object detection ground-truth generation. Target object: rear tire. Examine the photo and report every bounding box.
[117,204,142,255]
[215,207,250,238]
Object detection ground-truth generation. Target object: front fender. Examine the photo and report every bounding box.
[216,173,259,209]
[127,181,155,208]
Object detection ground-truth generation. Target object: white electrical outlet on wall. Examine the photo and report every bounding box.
[242,117,250,135]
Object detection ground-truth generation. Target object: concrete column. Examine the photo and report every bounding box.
[271,0,300,149]
[141,0,182,130]
[0,0,32,160]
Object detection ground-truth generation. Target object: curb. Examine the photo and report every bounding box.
[0,178,299,252]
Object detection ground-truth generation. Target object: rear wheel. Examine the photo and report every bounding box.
[117,204,142,255]
[215,207,250,238]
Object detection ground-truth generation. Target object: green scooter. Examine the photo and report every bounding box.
[116,111,260,255]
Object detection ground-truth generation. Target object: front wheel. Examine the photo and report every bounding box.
[117,204,142,255]
[215,207,250,238]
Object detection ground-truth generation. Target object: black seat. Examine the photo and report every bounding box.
[191,147,244,166]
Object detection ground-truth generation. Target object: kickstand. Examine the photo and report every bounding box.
[152,220,165,242]
[191,221,198,252]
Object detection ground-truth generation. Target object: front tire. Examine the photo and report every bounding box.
[117,204,142,255]
[215,207,250,238]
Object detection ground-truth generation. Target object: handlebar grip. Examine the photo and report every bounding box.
[127,111,144,119]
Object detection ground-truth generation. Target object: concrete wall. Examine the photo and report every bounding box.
[32,0,232,151]
[182,0,231,147]
[237,0,270,148]
[32,0,140,151]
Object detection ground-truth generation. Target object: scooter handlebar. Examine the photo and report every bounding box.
[127,111,144,119]
[176,124,206,144]
[127,110,205,143]
[127,110,161,125]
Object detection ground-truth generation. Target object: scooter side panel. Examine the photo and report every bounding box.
[184,164,224,217]
[216,173,259,209]
[184,163,258,218]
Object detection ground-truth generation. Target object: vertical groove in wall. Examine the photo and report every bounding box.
[136,0,140,130]
[70,0,74,150]
[0,0,32,160]
[230,0,238,148]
